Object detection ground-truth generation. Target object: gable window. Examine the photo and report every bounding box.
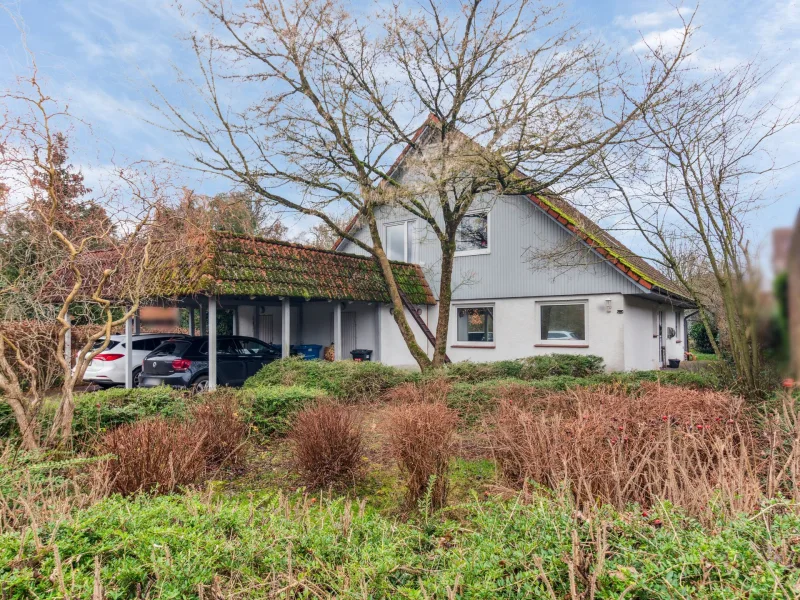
[539,303,586,342]
[456,306,494,343]
[455,211,489,255]
[386,222,409,261]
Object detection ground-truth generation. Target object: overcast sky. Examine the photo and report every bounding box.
[1,0,798,274]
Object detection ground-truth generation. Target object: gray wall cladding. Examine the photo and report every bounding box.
[337,194,644,301]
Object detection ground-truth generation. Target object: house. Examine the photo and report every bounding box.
[334,133,694,371]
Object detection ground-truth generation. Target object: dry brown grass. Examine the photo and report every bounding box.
[98,417,208,495]
[288,401,364,489]
[384,384,460,509]
[189,393,249,468]
[383,377,451,405]
[488,384,800,520]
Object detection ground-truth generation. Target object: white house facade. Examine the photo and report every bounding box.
[335,191,693,372]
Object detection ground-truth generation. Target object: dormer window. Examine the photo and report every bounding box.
[455,211,490,256]
[386,221,412,262]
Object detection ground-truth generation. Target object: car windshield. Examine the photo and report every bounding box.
[149,340,190,357]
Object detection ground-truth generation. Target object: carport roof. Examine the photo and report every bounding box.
[149,231,436,305]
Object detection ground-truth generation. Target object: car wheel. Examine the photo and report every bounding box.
[191,376,209,394]
[132,367,143,388]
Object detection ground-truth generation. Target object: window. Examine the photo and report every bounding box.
[540,303,585,341]
[150,341,190,357]
[92,339,120,351]
[456,211,489,254]
[456,306,494,343]
[238,339,275,356]
[198,339,239,356]
[386,223,407,261]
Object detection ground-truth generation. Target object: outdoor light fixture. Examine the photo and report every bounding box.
[605,298,612,313]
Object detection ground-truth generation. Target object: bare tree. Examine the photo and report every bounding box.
[157,0,692,368]
[597,61,799,397]
[0,61,169,447]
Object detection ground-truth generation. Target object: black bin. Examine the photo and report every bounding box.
[350,349,373,362]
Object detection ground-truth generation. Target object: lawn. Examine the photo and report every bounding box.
[1,355,798,599]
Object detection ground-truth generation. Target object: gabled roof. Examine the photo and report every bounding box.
[333,117,690,302]
[149,231,436,304]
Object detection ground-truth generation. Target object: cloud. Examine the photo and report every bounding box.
[629,27,691,54]
[614,7,692,30]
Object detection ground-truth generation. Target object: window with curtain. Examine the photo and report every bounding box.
[540,304,585,341]
[457,306,494,343]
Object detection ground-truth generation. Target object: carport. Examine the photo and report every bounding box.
[128,231,435,390]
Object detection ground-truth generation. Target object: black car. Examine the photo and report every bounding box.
[140,336,282,392]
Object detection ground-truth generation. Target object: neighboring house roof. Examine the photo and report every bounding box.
[149,231,436,304]
[333,117,691,302]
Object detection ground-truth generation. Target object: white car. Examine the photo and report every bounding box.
[546,330,581,340]
[82,334,186,388]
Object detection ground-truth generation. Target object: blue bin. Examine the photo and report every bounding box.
[291,344,323,360]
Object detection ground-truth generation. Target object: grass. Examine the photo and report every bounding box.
[2,488,799,598]
[692,352,719,361]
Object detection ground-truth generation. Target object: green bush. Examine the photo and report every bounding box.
[72,387,190,446]
[241,385,328,436]
[519,354,605,378]
[245,357,417,400]
[2,491,798,598]
[690,321,718,354]
[441,354,605,384]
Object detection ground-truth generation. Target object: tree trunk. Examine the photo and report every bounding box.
[48,383,75,448]
[431,243,455,368]
[6,397,40,451]
[367,221,432,371]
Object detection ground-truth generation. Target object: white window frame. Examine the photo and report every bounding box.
[452,302,496,348]
[385,221,410,262]
[535,300,589,347]
[455,210,491,257]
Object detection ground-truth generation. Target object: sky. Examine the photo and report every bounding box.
[1,0,798,276]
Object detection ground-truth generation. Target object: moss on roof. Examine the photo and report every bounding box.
[148,231,435,304]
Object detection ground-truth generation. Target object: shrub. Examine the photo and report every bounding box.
[245,357,416,400]
[441,354,605,384]
[487,383,791,520]
[519,354,605,379]
[690,321,718,354]
[242,385,328,436]
[385,397,460,510]
[98,417,208,495]
[72,387,190,446]
[441,360,523,382]
[288,402,363,488]
[189,392,248,468]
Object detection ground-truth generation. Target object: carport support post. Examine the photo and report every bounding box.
[125,310,133,389]
[281,297,291,358]
[334,302,342,361]
[208,296,217,391]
